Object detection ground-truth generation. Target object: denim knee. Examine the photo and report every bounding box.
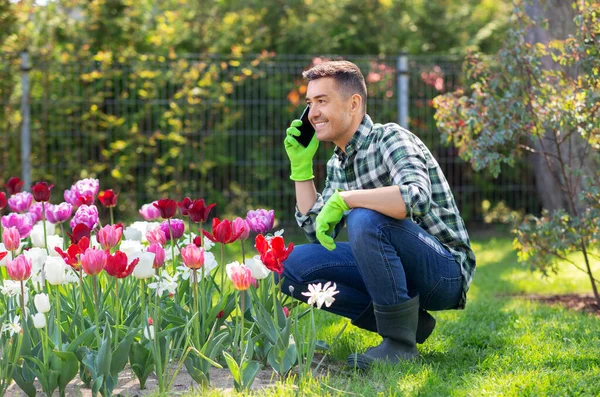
[346,208,381,242]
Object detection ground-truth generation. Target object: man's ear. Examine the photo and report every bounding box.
[351,93,362,113]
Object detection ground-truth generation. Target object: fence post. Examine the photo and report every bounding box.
[396,54,409,129]
[20,50,31,190]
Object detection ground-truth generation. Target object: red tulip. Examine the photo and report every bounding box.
[6,177,24,195]
[202,218,244,245]
[179,198,216,223]
[0,251,7,262]
[32,181,53,202]
[105,251,140,278]
[153,199,177,219]
[68,223,91,245]
[76,194,94,206]
[55,236,90,271]
[0,192,6,210]
[255,234,293,275]
[98,189,118,208]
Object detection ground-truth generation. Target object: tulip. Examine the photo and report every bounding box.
[3,227,20,252]
[32,181,53,202]
[45,256,68,285]
[245,255,271,280]
[45,202,73,224]
[8,192,33,213]
[132,252,155,279]
[30,222,56,248]
[146,227,167,246]
[119,240,144,258]
[282,307,290,318]
[181,244,205,270]
[143,324,155,340]
[159,219,184,241]
[98,189,118,208]
[80,248,107,276]
[64,178,99,206]
[27,202,44,224]
[232,217,249,241]
[1,213,33,238]
[178,198,216,223]
[255,234,294,275]
[153,199,177,219]
[23,247,47,276]
[105,251,139,279]
[67,223,91,244]
[7,254,32,281]
[202,218,244,245]
[147,243,165,268]
[123,226,142,242]
[97,224,123,250]
[6,177,24,195]
[139,202,161,221]
[246,209,275,234]
[70,205,99,230]
[0,251,7,263]
[0,192,6,210]
[34,293,51,313]
[226,262,253,291]
[32,312,46,329]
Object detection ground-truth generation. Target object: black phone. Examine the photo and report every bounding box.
[293,105,315,147]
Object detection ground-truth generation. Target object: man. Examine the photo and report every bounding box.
[281,60,476,370]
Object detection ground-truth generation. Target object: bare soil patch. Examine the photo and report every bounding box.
[511,293,600,317]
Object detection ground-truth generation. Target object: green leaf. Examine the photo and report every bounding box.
[110,327,138,376]
[96,332,112,377]
[222,351,240,384]
[66,326,96,353]
[10,366,36,397]
[129,342,154,389]
[241,360,260,391]
[54,350,79,394]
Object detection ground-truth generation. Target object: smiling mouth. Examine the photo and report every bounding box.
[314,121,327,128]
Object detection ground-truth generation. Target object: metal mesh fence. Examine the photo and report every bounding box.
[0,53,538,227]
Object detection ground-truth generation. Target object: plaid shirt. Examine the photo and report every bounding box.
[295,114,476,307]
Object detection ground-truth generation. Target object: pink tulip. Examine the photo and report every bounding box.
[232,217,250,241]
[28,202,44,224]
[97,224,123,250]
[1,213,34,238]
[7,254,31,281]
[139,202,161,221]
[181,244,205,270]
[226,262,253,291]
[159,219,185,241]
[146,227,167,246]
[246,209,275,234]
[64,178,100,206]
[2,227,21,252]
[147,243,165,268]
[80,248,107,276]
[8,192,33,213]
[45,202,73,224]
[70,204,99,230]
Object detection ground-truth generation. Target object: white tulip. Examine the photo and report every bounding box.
[32,312,46,329]
[34,293,51,313]
[143,325,155,340]
[24,248,48,275]
[120,240,144,258]
[245,255,271,280]
[31,222,56,248]
[123,227,143,242]
[46,235,64,256]
[44,257,67,285]
[133,252,155,279]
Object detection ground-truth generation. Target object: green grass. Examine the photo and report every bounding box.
[185,233,600,396]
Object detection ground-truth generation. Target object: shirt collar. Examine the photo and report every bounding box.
[334,114,374,160]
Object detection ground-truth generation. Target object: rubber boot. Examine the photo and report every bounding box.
[350,302,378,333]
[416,309,436,344]
[347,295,419,370]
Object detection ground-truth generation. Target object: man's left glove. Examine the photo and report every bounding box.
[315,190,350,251]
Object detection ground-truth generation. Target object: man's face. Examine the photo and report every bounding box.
[305,77,355,144]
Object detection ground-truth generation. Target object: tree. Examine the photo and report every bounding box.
[433,0,600,304]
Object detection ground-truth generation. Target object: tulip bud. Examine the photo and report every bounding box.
[143,325,155,340]
[33,313,47,329]
[34,293,51,313]
[32,181,53,202]
[2,227,21,252]
[147,243,165,268]
[7,254,32,281]
[45,256,67,285]
[133,252,156,280]
[80,248,106,276]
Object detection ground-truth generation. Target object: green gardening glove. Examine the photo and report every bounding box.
[284,119,319,181]
[315,190,350,251]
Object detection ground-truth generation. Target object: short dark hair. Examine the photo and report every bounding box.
[302,60,367,113]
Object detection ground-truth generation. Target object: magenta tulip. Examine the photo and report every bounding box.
[7,254,31,281]
[8,192,33,213]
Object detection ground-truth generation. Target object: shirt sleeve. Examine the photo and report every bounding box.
[380,129,432,220]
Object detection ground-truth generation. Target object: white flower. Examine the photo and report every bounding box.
[1,316,21,336]
[143,325,155,340]
[123,226,143,242]
[64,267,79,283]
[148,270,179,296]
[89,235,101,249]
[0,280,23,297]
[274,229,285,237]
[34,293,51,313]
[129,221,160,243]
[46,235,64,256]
[31,221,56,247]
[245,255,271,280]
[120,240,144,258]
[133,252,156,280]
[203,236,215,251]
[32,312,46,329]
[44,256,68,285]
[301,281,339,309]
[24,247,47,275]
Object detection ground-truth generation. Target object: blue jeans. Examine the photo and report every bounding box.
[280,208,463,327]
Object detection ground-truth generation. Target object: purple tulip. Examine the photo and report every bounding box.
[139,202,161,221]
[70,204,99,230]
[8,192,33,213]
[1,213,34,238]
[64,178,100,206]
[159,219,185,240]
[246,209,275,234]
[45,202,74,224]
[28,202,44,224]
[232,217,250,240]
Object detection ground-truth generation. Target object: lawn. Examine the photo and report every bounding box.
[183,233,600,396]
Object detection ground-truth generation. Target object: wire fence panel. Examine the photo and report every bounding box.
[0,53,538,228]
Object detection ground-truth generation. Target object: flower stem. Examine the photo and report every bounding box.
[193,269,200,348]
[220,243,225,297]
[154,287,164,393]
[188,219,193,245]
[41,203,49,255]
[60,222,66,250]
[78,270,84,330]
[109,207,114,226]
[240,291,245,361]
[168,219,176,273]
[93,276,101,345]
[240,239,245,264]
[19,280,26,322]
[55,286,61,351]
[115,279,120,350]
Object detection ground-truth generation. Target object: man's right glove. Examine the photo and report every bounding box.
[284,119,319,181]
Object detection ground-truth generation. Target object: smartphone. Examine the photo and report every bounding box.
[293,105,316,147]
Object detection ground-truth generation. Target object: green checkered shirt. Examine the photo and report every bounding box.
[295,114,476,307]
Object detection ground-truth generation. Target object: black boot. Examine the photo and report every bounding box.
[416,309,436,344]
[347,296,419,370]
[350,302,377,333]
